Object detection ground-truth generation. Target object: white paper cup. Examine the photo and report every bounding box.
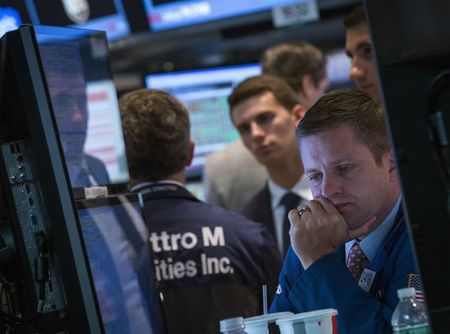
[244,312,293,334]
[276,309,338,334]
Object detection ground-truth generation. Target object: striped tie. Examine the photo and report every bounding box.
[346,242,369,282]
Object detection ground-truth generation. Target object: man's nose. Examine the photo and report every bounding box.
[250,122,265,139]
[349,59,365,82]
[321,174,341,199]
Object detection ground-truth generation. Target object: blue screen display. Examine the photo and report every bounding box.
[77,195,165,333]
[144,0,306,31]
[0,1,131,42]
[146,63,261,176]
[35,25,130,188]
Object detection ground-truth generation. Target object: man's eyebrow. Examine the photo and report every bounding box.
[305,168,320,174]
[304,158,355,173]
[346,41,372,58]
[355,41,372,51]
[236,121,249,129]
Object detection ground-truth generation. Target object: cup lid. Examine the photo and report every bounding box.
[220,317,244,331]
[276,309,338,325]
[244,312,293,326]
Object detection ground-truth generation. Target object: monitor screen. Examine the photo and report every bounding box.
[326,48,351,85]
[146,63,261,177]
[34,25,129,188]
[143,0,302,32]
[76,194,165,334]
[26,0,130,40]
[186,180,205,201]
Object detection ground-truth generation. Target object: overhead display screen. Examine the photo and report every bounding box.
[146,63,261,177]
[0,0,131,40]
[144,0,305,31]
[31,0,130,40]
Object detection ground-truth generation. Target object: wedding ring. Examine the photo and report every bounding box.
[296,204,311,218]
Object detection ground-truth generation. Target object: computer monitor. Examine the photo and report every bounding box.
[0,25,103,333]
[0,0,145,41]
[364,0,450,332]
[146,63,261,178]
[27,0,131,41]
[35,25,129,188]
[325,48,353,90]
[143,0,303,32]
[76,193,165,334]
[186,180,206,201]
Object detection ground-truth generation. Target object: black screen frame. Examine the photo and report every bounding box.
[364,0,450,331]
[0,25,103,333]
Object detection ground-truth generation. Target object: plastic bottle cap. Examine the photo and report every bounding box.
[220,317,244,332]
[397,287,416,299]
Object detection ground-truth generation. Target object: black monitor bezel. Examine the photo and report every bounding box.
[0,25,104,333]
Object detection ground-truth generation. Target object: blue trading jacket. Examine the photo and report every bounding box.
[270,209,419,333]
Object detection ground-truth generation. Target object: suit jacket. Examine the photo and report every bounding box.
[270,208,419,334]
[203,139,268,213]
[240,184,275,237]
[138,182,282,334]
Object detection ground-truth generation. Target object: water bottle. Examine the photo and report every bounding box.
[391,287,431,333]
[220,317,246,334]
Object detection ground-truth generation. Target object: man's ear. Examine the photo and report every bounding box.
[387,149,397,181]
[301,75,314,95]
[186,140,195,167]
[292,104,307,127]
[299,74,318,104]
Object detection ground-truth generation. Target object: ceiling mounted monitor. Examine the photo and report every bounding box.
[144,0,304,32]
[27,0,131,40]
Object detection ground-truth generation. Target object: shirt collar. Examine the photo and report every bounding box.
[345,197,402,262]
[268,174,312,210]
[131,179,186,192]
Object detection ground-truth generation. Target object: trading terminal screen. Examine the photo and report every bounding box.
[34,26,129,188]
[143,0,303,31]
[146,63,261,177]
[77,194,165,334]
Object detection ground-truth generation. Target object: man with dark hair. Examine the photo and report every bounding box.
[204,42,328,214]
[119,88,282,334]
[270,89,419,333]
[344,5,381,103]
[229,75,308,256]
[261,41,329,109]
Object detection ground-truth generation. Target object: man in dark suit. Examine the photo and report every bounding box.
[229,75,311,256]
[119,88,282,334]
[271,90,420,333]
